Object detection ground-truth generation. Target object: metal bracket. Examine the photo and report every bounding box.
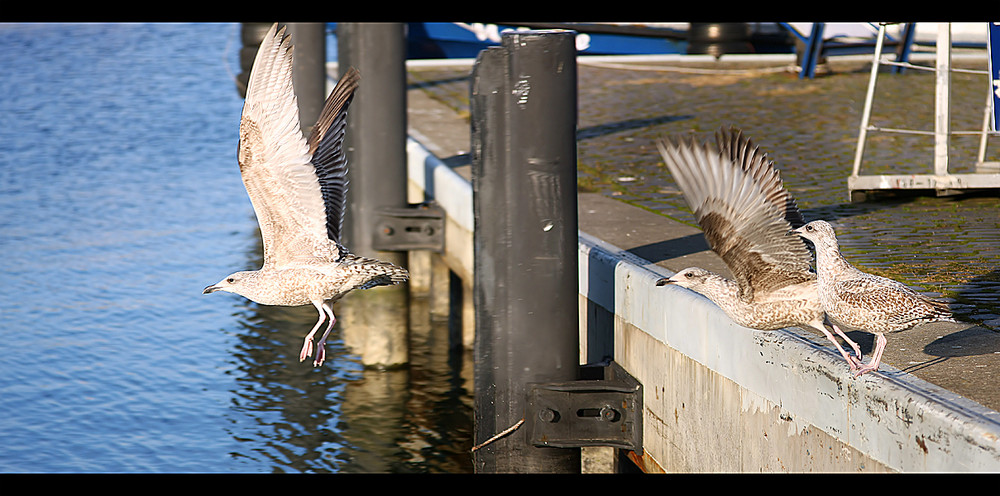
[372,201,445,252]
[526,361,642,452]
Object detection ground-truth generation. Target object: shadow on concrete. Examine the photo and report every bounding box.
[407,73,470,91]
[896,322,1000,375]
[949,267,1000,328]
[624,233,710,265]
[577,115,693,141]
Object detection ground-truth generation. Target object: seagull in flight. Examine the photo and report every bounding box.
[204,24,408,367]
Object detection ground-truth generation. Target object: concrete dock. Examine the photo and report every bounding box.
[396,52,1000,472]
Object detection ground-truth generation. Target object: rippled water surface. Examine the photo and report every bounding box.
[0,23,472,473]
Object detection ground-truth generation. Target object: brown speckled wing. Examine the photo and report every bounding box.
[715,126,806,229]
[656,133,815,302]
[832,275,954,331]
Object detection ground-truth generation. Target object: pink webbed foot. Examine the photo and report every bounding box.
[832,324,863,365]
[313,343,327,367]
[852,333,887,377]
[853,363,880,376]
[299,338,314,362]
[311,304,337,367]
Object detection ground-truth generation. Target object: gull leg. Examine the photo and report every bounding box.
[813,324,861,371]
[854,332,887,377]
[831,323,863,363]
[299,302,327,362]
[312,302,337,367]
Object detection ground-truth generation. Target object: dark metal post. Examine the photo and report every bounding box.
[235,23,273,98]
[471,30,580,473]
[335,23,410,367]
[287,23,327,134]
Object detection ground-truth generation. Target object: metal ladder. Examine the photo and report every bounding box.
[849,22,1000,201]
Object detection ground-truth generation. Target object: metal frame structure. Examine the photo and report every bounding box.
[848,22,1000,201]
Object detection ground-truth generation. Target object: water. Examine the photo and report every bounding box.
[0,23,472,473]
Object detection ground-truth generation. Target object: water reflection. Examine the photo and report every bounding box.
[223,291,473,473]
[0,22,472,473]
[221,208,473,472]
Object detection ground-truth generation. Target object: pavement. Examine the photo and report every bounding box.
[404,54,1000,413]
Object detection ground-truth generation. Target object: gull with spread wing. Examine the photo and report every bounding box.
[655,128,863,371]
[204,24,408,367]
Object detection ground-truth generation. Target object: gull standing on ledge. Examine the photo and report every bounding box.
[795,220,955,376]
[655,128,864,371]
[204,24,409,367]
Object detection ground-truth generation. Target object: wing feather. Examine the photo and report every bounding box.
[237,24,359,267]
[656,132,814,301]
[309,67,359,246]
[715,126,806,228]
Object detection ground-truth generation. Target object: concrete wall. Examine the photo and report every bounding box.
[407,137,1000,472]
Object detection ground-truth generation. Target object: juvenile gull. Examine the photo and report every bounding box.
[204,24,408,367]
[795,220,956,376]
[655,128,864,371]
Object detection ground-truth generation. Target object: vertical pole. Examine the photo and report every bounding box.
[799,22,825,79]
[891,23,916,74]
[236,23,272,98]
[287,23,327,134]
[336,23,410,368]
[979,91,991,165]
[852,23,886,178]
[934,22,952,176]
[471,30,580,473]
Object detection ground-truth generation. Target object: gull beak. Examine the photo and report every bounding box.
[203,284,220,294]
[655,277,673,286]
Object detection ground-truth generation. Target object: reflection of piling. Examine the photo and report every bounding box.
[336,23,410,368]
[471,30,580,473]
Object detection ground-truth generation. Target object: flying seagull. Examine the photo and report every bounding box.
[655,128,864,371]
[204,24,408,367]
[794,220,955,376]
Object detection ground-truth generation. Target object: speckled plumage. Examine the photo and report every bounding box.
[795,220,955,375]
[203,24,408,367]
[655,128,865,371]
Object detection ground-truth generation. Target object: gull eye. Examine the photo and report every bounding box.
[685,272,695,278]
[227,277,235,283]
[805,225,814,232]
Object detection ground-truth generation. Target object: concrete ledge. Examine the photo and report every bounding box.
[578,231,1000,472]
[406,135,1000,472]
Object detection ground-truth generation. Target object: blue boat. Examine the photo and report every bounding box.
[400,22,796,58]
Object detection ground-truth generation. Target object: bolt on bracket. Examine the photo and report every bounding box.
[525,360,642,452]
[372,201,445,252]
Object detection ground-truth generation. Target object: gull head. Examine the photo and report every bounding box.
[203,270,257,298]
[793,220,838,250]
[656,267,716,291]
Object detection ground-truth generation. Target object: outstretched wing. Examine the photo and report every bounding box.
[237,24,359,266]
[308,67,359,247]
[715,126,806,228]
[656,132,814,302]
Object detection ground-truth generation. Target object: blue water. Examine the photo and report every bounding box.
[0,22,472,473]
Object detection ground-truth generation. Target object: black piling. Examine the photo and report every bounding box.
[335,23,410,367]
[471,30,581,473]
[286,23,327,134]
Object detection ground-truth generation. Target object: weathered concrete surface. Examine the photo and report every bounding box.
[578,231,1000,472]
